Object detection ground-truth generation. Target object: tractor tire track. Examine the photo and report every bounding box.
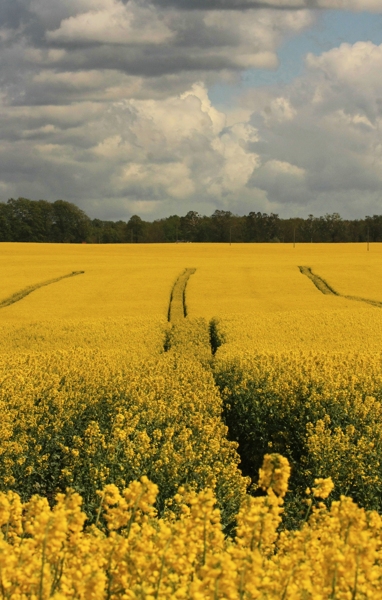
[345,295,382,308]
[167,268,196,324]
[299,266,382,308]
[0,271,85,309]
[298,266,338,295]
[164,268,226,358]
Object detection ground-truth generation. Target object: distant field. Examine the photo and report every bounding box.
[1,242,381,352]
[0,243,184,321]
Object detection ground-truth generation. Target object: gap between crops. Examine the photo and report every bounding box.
[299,265,382,308]
[167,268,196,322]
[0,271,85,309]
[164,268,224,356]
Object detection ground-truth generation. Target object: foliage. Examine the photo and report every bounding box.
[0,198,90,243]
[2,197,382,242]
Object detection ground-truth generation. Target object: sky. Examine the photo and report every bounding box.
[1,1,382,221]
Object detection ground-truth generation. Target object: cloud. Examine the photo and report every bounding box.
[0,0,311,220]
[0,1,313,87]
[3,38,382,219]
[241,41,382,216]
[46,1,174,45]
[151,0,382,10]
[0,0,315,128]
[0,83,260,218]
[305,42,382,109]
[249,159,307,206]
[94,83,260,206]
[1,1,382,220]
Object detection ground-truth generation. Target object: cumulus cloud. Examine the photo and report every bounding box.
[1,0,382,219]
[0,83,260,218]
[46,1,174,45]
[242,41,382,216]
[89,83,260,208]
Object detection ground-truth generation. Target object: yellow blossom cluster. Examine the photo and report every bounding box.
[165,317,212,365]
[311,477,335,499]
[0,316,167,355]
[0,347,247,526]
[214,350,382,521]
[258,453,291,497]
[0,456,381,599]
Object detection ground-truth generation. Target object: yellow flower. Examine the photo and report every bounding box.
[312,477,334,499]
[258,454,291,498]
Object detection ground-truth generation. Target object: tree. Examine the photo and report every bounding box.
[157,215,180,242]
[209,210,233,242]
[0,202,12,241]
[298,214,318,243]
[52,200,91,243]
[246,212,280,242]
[319,213,345,243]
[179,211,202,242]
[4,198,56,242]
[365,215,382,242]
[127,215,145,243]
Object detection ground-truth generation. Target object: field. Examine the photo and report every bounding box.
[1,242,382,598]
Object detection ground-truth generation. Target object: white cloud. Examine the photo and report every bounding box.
[306,42,382,87]
[32,3,314,81]
[263,97,297,124]
[96,83,259,202]
[242,41,382,216]
[211,122,260,192]
[117,162,196,199]
[33,69,110,89]
[265,160,305,177]
[0,83,260,218]
[2,0,382,219]
[201,8,312,69]
[46,0,174,45]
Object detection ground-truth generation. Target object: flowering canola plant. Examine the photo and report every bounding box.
[0,455,381,599]
[1,242,382,597]
[214,350,382,523]
[0,346,247,527]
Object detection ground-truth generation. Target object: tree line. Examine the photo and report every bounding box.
[1,197,382,244]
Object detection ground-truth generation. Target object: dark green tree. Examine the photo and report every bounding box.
[179,211,202,242]
[127,215,145,243]
[0,202,12,241]
[52,200,91,243]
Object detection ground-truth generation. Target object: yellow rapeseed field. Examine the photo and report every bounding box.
[1,455,382,599]
[1,241,382,598]
[2,242,382,352]
[0,243,189,322]
[186,242,382,352]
